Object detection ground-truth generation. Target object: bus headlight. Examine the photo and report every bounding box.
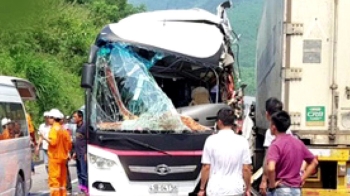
[88,153,117,169]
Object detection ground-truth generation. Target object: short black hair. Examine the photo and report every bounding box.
[265,97,283,115]
[270,110,291,133]
[74,110,83,118]
[217,107,235,126]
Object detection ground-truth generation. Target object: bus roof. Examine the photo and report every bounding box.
[94,8,230,66]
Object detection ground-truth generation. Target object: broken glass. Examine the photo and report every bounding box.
[91,42,210,132]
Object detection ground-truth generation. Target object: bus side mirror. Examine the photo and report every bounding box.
[81,63,96,89]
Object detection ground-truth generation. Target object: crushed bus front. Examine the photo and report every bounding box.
[80,2,245,195]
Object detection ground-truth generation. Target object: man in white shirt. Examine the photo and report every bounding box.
[198,108,251,196]
[35,111,51,173]
[263,127,292,148]
[262,98,293,149]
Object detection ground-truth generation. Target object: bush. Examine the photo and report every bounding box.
[0,0,144,126]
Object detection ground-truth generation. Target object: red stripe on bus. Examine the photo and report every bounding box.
[89,144,203,156]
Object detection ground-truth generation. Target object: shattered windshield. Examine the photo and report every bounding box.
[91,42,211,132]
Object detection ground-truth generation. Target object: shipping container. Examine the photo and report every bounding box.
[256,0,350,144]
[254,0,350,194]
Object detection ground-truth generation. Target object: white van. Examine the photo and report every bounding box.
[0,76,37,196]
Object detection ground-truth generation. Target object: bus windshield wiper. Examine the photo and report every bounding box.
[99,135,172,156]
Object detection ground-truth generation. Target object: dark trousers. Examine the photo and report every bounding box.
[66,161,72,191]
[76,154,88,189]
[31,161,35,172]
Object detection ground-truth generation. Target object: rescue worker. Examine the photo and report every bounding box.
[26,112,37,175]
[41,109,72,196]
[31,136,36,175]
[59,114,73,195]
[0,118,11,140]
[27,112,36,145]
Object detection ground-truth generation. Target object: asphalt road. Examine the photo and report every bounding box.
[28,161,260,196]
[29,160,80,196]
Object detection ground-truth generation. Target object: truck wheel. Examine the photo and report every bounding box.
[15,175,25,196]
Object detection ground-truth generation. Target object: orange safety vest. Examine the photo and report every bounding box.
[0,129,10,140]
[48,122,72,162]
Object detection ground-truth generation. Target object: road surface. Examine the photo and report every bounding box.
[29,160,80,196]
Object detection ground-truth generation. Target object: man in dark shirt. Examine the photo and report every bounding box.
[72,110,88,194]
[266,111,318,196]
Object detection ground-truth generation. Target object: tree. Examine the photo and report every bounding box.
[0,0,144,125]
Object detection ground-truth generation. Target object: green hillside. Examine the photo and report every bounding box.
[0,0,144,125]
[128,0,263,95]
[229,0,262,95]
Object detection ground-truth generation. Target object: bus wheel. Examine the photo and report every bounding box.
[15,174,25,196]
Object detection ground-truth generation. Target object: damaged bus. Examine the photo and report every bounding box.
[80,1,246,195]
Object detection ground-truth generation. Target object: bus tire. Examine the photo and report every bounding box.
[15,174,25,196]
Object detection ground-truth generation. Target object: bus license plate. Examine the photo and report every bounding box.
[149,183,177,193]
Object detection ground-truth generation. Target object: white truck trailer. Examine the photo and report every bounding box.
[253,0,350,195]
